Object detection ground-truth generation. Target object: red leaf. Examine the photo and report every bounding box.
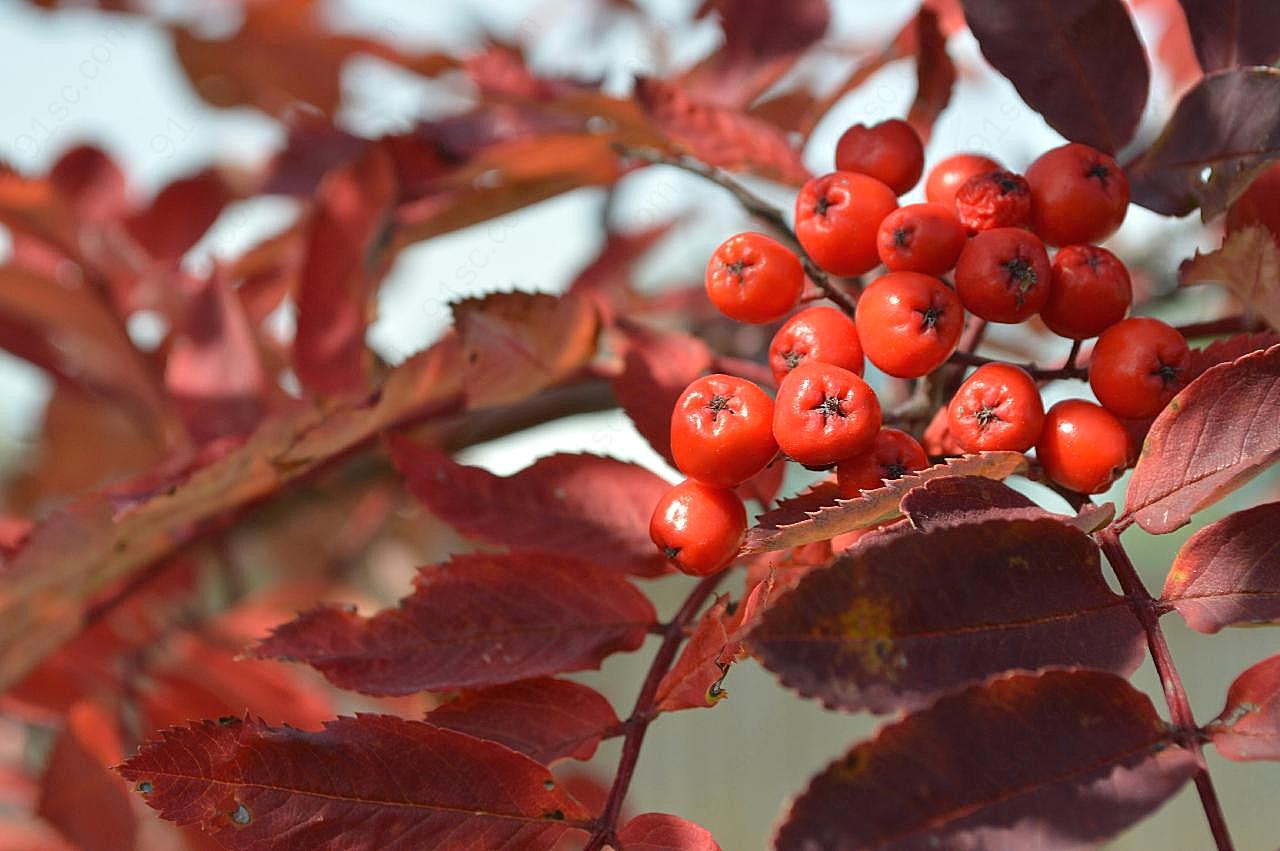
[1206,653,1280,760]
[124,169,231,267]
[900,475,1035,527]
[1123,342,1280,533]
[48,145,127,223]
[252,552,656,695]
[1163,500,1280,632]
[1180,226,1280,330]
[613,324,713,466]
[293,144,396,398]
[1185,329,1280,379]
[426,678,620,765]
[775,670,1197,850]
[634,77,810,185]
[618,812,722,850]
[748,516,1144,713]
[118,715,589,849]
[454,291,600,409]
[38,701,135,851]
[906,8,957,145]
[1126,67,1280,218]
[390,437,672,577]
[959,0,1149,152]
[1176,0,1280,73]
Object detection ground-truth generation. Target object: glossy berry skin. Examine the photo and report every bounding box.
[768,305,864,384]
[855,271,965,378]
[876,203,967,275]
[1042,244,1132,340]
[834,119,924,196]
[954,170,1032,232]
[1036,400,1129,494]
[836,428,929,497]
[772,361,882,467]
[705,232,804,323]
[1026,143,1129,246]
[1225,161,1280,243]
[925,153,1003,211]
[795,172,899,276]
[947,363,1045,453]
[1089,317,1190,419]
[649,479,747,576]
[670,374,777,488]
[954,228,1051,323]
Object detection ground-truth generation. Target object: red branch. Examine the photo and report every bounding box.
[1096,526,1235,851]
[946,349,1088,381]
[583,571,727,850]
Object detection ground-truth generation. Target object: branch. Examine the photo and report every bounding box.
[1174,315,1263,339]
[946,349,1088,381]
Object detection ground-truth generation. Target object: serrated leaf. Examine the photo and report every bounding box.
[612,324,713,467]
[774,670,1197,850]
[748,517,1143,713]
[1185,330,1280,379]
[745,452,1027,553]
[1206,653,1280,761]
[901,475,1115,534]
[426,678,620,765]
[1163,500,1280,632]
[1176,0,1280,74]
[618,812,722,851]
[1124,342,1280,533]
[118,715,588,849]
[1180,225,1280,330]
[252,552,656,695]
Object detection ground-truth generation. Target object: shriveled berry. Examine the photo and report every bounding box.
[954,170,1032,232]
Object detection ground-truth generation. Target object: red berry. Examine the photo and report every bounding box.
[876,203,967,275]
[1088,317,1190,419]
[1041,244,1132,340]
[795,172,898,276]
[954,170,1032,232]
[954,228,1051,323]
[772,361,881,467]
[705,232,804,323]
[836,428,929,497]
[1225,161,1280,244]
[947,363,1045,453]
[1026,143,1129,246]
[925,153,1003,211]
[650,479,747,576]
[768,305,864,384]
[855,271,965,378]
[670,374,777,488]
[1036,399,1129,494]
[834,119,925,196]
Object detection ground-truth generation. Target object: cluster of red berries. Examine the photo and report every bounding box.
[650,118,1192,577]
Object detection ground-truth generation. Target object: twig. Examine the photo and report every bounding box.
[946,349,1088,381]
[1174,315,1262,339]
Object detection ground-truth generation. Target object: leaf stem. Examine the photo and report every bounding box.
[1096,525,1235,851]
[583,571,726,849]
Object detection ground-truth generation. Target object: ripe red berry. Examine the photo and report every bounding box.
[855,271,965,378]
[1088,317,1190,419]
[768,305,864,384]
[670,374,777,488]
[772,361,881,467]
[947,363,1045,453]
[953,228,1050,324]
[954,170,1032,232]
[1026,143,1129,246]
[704,232,804,323]
[876,203,967,275]
[1225,161,1280,244]
[835,428,929,497]
[649,479,747,576]
[795,172,898,276]
[834,119,925,196]
[1036,399,1129,494]
[925,153,1003,211]
[1041,244,1132,340]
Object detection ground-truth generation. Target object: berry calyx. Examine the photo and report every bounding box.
[649,479,747,576]
[834,119,925,196]
[836,428,929,497]
[705,232,804,323]
[772,361,882,467]
[768,305,864,384]
[947,363,1045,453]
[795,172,899,276]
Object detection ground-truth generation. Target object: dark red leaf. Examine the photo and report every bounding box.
[48,145,126,223]
[906,8,957,145]
[426,678,620,765]
[1163,500,1280,632]
[1126,67,1280,218]
[900,476,1035,528]
[390,437,671,576]
[1185,329,1280,379]
[959,0,1149,152]
[293,144,396,398]
[38,701,135,851]
[567,224,674,313]
[1206,653,1280,760]
[118,714,589,849]
[775,670,1197,850]
[613,324,713,466]
[1179,226,1280,329]
[1176,0,1280,73]
[748,516,1144,713]
[124,169,231,266]
[1124,342,1280,533]
[252,552,656,695]
[618,812,721,850]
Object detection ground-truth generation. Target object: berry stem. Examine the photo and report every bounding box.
[947,349,1087,381]
[583,571,727,850]
[1065,338,1083,371]
[1095,525,1235,851]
